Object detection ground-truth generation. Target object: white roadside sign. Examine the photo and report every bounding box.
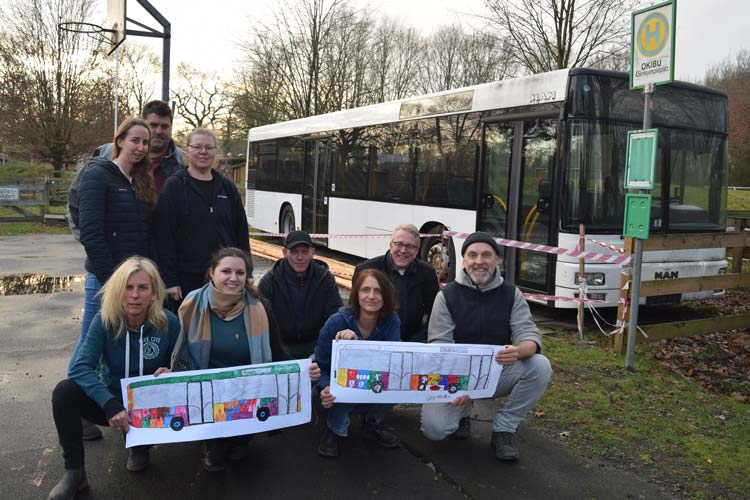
[630,0,676,89]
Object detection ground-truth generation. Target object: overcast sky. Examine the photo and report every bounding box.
[113,0,748,83]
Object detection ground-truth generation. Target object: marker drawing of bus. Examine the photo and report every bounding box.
[126,363,301,431]
[335,345,494,394]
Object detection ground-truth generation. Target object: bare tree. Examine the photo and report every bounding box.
[171,62,228,130]
[482,0,634,74]
[369,18,422,101]
[0,0,113,171]
[112,43,160,117]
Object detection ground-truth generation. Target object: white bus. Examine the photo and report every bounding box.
[245,68,728,307]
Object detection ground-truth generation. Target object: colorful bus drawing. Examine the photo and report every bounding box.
[126,363,301,431]
[335,345,494,394]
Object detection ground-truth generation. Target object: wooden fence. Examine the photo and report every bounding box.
[0,183,48,222]
[614,227,750,352]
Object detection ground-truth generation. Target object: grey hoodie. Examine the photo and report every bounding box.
[427,267,542,351]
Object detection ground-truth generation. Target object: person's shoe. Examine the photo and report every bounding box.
[491,431,519,462]
[450,417,471,440]
[317,428,340,458]
[81,418,102,441]
[361,416,401,448]
[126,446,150,472]
[47,468,88,500]
[203,442,226,472]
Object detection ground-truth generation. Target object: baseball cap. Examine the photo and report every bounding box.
[284,230,314,249]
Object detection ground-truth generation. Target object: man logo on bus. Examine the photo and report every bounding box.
[637,12,669,57]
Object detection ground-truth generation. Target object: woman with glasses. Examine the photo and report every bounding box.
[155,128,251,309]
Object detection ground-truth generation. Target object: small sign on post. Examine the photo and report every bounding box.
[625,129,658,189]
[0,187,20,201]
[630,0,676,90]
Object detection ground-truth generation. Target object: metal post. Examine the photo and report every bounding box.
[626,82,654,371]
[114,46,120,134]
[134,0,171,101]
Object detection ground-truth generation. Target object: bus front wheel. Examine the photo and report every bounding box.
[421,226,455,282]
[447,383,459,394]
[170,416,185,431]
[256,407,271,421]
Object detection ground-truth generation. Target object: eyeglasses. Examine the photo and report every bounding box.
[188,144,216,152]
[391,241,418,252]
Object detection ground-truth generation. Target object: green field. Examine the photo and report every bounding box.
[728,189,750,210]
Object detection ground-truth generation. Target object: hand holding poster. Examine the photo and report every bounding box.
[330,340,504,404]
[121,359,311,447]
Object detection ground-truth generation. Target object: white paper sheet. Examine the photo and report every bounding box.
[121,359,311,447]
[329,341,503,404]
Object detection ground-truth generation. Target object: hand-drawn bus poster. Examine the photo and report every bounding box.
[329,341,503,404]
[120,359,311,447]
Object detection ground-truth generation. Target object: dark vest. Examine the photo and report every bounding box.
[442,279,516,345]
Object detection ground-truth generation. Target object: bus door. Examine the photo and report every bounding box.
[187,381,214,425]
[514,119,556,292]
[479,119,556,292]
[302,139,334,244]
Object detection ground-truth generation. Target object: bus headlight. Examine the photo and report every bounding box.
[575,272,605,286]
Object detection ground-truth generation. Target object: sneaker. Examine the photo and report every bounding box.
[450,417,471,440]
[81,418,102,441]
[361,416,401,448]
[491,431,519,462]
[126,446,150,472]
[317,428,340,458]
[203,441,226,472]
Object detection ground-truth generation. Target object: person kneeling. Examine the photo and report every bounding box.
[49,257,180,499]
[315,269,402,458]
[420,232,552,462]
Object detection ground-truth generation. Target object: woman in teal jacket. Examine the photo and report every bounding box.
[48,257,180,500]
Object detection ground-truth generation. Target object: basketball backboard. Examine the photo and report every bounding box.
[106,0,126,54]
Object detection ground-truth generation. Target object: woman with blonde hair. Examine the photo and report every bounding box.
[48,257,180,500]
[155,128,251,310]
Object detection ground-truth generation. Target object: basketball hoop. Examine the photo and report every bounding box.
[58,21,115,54]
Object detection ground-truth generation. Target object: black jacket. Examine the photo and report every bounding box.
[354,252,439,342]
[154,168,251,288]
[78,159,151,284]
[258,259,343,345]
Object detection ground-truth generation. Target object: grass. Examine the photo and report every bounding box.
[530,328,750,500]
[728,189,750,211]
[0,221,69,236]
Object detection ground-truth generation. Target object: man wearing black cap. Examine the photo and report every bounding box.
[420,231,552,463]
[258,231,343,358]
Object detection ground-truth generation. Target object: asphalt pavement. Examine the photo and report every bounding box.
[0,234,673,499]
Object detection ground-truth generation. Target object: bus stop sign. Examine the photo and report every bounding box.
[630,0,676,89]
[625,129,658,189]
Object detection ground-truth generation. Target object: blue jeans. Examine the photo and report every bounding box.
[68,273,102,371]
[326,403,394,437]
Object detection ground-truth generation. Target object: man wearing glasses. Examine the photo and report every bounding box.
[68,100,185,240]
[353,224,439,342]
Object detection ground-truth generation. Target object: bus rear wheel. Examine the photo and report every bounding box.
[256,407,271,422]
[421,226,455,282]
[371,381,384,393]
[280,205,295,236]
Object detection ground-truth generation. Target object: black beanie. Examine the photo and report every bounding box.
[461,232,500,256]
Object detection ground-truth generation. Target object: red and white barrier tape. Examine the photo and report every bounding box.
[586,237,626,254]
[249,230,632,265]
[523,293,606,304]
[442,230,632,265]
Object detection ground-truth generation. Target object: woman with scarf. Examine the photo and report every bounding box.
[171,247,320,472]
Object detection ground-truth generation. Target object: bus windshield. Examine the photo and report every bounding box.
[561,72,728,233]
